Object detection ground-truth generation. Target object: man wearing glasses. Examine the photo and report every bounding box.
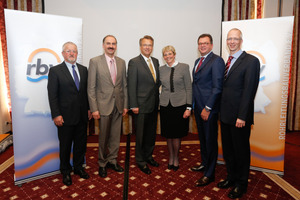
[128,35,160,175]
[191,34,225,187]
[217,28,260,199]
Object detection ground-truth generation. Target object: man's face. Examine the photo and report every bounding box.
[62,44,78,64]
[103,36,117,57]
[140,39,153,58]
[226,30,242,54]
[198,36,213,56]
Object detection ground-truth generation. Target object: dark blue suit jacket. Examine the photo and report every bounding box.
[220,51,260,125]
[47,61,89,125]
[192,52,225,114]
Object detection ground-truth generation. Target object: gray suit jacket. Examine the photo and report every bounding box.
[159,62,192,107]
[127,54,160,113]
[88,54,128,116]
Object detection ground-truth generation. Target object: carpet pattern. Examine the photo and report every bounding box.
[0,141,296,200]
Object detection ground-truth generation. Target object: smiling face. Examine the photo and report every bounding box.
[103,36,117,57]
[140,39,153,58]
[62,43,78,64]
[226,29,243,55]
[163,50,176,66]
[198,36,213,57]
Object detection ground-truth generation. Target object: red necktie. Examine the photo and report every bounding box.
[224,56,233,79]
[195,57,205,73]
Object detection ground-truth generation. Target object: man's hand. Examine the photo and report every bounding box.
[88,110,92,120]
[183,110,191,118]
[53,115,64,127]
[236,118,246,128]
[132,108,139,114]
[92,111,100,119]
[201,108,210,121]
[122,109,129,116]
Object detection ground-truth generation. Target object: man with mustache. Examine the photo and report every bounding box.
[88,35,128,178]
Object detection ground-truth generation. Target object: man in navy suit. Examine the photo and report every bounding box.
[191,34,225,186]
[217,28,260,199]
[48,42,92,186]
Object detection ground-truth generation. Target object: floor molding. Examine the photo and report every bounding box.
[0,156,14,174]
[264,172,300,200]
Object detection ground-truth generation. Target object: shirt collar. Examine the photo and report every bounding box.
[166,60,179,68]
[105,53,115,62]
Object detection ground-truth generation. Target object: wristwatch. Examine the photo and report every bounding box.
[205,106,211,112]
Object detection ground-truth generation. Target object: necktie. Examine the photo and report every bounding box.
[147,59,156,82]
[110,59,116,85]
[195,57,205,73]
[224,56,233,79]
[72,65,80,91]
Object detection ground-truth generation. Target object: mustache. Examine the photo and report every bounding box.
[108,47,115,50]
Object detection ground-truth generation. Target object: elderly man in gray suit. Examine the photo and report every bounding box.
[88,35,128,178]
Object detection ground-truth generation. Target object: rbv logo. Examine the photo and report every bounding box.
[26,48,61,82]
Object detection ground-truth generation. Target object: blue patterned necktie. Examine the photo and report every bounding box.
[72,65,80,91]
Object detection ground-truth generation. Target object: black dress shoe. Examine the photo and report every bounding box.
[107,163,124,172]
[147,159,159,167]
[138,164,151,175]
[217,179,235,189]
[190,164,205,172]
[99,167,107,178]
[168,164,174,170]
[62,173,72,186]
[227,186,246,199]
[74,169,90,179]
[173,165,179,171]
[195,176,215,187]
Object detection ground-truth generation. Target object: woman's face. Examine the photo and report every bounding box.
[163,51,176,66]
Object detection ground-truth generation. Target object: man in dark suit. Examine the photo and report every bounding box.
[128,35,160,175]
[217,28,260,199]
[191,34,225,186]
[48,42,91,186]
[88,35,128,178]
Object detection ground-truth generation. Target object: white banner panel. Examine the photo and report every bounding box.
[5,9,82,184]
[220,17,294,174]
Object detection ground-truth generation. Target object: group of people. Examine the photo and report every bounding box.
[47,28,260,199]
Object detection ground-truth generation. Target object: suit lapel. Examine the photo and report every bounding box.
[100,54,114,85]
[77,64,85,91]
[198,52,213,72]
[60,62,78,90]
[139,54,156,82]
[193,52,214,78]
[226,51,246,79]
[115,57,122,84]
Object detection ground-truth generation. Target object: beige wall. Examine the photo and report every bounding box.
[265,0,294,18]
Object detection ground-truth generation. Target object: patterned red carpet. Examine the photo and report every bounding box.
[0,134,296,200]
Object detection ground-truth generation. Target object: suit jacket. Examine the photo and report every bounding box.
[87,54,128,116]
[220,51,260,125]
[127,54,160,113]
[47,61,89,125]
[192,52,225,114]
[159,62,192,107]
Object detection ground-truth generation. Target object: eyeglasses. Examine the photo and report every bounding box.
[64,50,78,54]
[226,38,241,41]
[198,42,211,46]
[142,44,153,47]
